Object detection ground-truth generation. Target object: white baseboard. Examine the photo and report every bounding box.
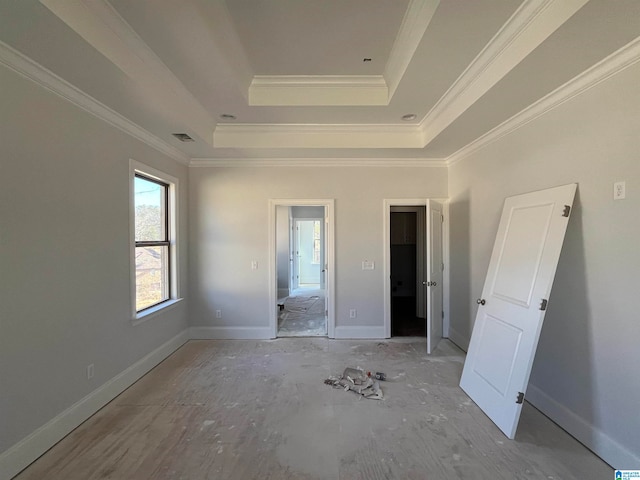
[447,327,469,352]
[190,326,274,340]
[334,325,386,339]
[526,383,640,469]
[0,329,190,480]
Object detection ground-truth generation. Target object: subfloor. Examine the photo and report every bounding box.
[278,286,327,337]
[15,338,612,480]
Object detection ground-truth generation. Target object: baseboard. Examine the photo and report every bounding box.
[526,383,640,469]
[0,329,190,480]
[334,325,386,339]
[447,327,469,352]
[189,326,274,340]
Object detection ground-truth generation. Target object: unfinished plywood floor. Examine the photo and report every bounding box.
[15,339,612,480]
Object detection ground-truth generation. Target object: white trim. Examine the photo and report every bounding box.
[447,35,640,166]
[268,199,336,339]
[249,75,388,106]
[526,384,640,469]
[213,123,423,149]
[334,326,386,339]
[0,330,189,480]
[189,326,274,340]
[190,157,446,168]
[417,0,588,147]
[383,198,450,340]
[384,0,440,100]
[0,40,189,166]
[129,160,180,321]
[39,0,215,143]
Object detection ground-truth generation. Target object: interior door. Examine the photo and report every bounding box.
[460,183,577,438]
[426,199,444,354]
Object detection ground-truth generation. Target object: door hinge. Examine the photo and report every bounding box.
[441,311,444,319]
[539,299,548,311]
[441,214,444,223]
[441,262,445,272]
[516,392,525,404]
[562,205,571,217]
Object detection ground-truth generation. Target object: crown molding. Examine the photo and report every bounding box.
[417,0,589,146]
[40,0,215,144]
[213,123,424,149]
[249,75,388,106]
[190,157,446,168]
[384,0,440,100]
[0,40,190,165]
[447,35,640,166]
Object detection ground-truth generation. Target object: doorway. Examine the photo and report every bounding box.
[383,199,447,352]
[390,207,425,336]
[269,200,335,338]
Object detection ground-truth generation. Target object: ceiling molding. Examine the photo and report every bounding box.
[0,40,190,165]
[384,0,440,100]
[249,75,388,106]
[417,0,589,146]
[213,123,424,149]
[190,158,445,168]
[40,0,216,144]
[447,35,640,167]
[245,0,438,107]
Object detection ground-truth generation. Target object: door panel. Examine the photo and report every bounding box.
[426,199,444,354]
[460,183,577,439]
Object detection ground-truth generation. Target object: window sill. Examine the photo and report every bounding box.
[132,298,183,326]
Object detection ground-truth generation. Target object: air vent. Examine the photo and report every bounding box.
[172,133,194,142]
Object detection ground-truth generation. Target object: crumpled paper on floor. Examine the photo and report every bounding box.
[324,366,383,400]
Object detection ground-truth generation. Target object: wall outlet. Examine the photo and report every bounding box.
[87,364,94,380]
[215,309,222,318]
[251,260,258,270]
[614,181,626,200]
[349,309,357,318]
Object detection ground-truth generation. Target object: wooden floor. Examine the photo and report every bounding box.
[15,338,612,479]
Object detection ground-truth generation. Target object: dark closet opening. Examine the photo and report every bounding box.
[390,210,426,336]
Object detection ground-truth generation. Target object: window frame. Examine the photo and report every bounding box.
[129,159,181,323]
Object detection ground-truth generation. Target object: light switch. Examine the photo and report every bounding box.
[362,260,375,270]
[251,260,258,270]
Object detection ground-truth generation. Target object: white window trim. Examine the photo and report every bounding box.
[129,159,181,323]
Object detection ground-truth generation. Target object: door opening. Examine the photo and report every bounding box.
[390,208,425,336]
[383,199,446,353]
[270,201,335,338]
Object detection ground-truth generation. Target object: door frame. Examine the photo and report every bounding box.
[269,199,335,338]
[383,198,450,339]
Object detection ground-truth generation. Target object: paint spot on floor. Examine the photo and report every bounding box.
[217,447,224,454]
[453,454,462,461]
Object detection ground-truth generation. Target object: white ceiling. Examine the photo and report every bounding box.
[1,0,639,164]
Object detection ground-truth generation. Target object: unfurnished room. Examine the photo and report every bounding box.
[1,1,639,479]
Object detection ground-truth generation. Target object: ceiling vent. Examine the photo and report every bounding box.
[172,133,194,142]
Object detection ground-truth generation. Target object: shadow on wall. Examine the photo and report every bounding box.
[448,189,471,349]
[526,188,595,451]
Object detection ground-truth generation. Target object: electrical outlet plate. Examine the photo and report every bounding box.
[215,309,222,318]
[614,181,626,200]
[349,309,357,318]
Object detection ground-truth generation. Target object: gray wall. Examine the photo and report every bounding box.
[188,166,447,331]
[0,66,189,454]
[448,61,640,467]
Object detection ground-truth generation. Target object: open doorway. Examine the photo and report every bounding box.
[384,199,446,353]
[390,207,426,336]
[269,200,335,338]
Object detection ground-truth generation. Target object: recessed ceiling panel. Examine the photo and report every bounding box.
[224,0,409,75]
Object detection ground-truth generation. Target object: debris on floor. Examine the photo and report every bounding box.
[324,366,384,400]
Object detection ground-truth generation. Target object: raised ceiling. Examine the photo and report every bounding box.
[1,0,639,165]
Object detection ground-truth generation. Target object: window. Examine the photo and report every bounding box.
[130,160,179,318]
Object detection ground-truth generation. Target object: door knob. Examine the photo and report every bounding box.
[476,299,486,305]
[424,281,438,287]
[422,281,428,285]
